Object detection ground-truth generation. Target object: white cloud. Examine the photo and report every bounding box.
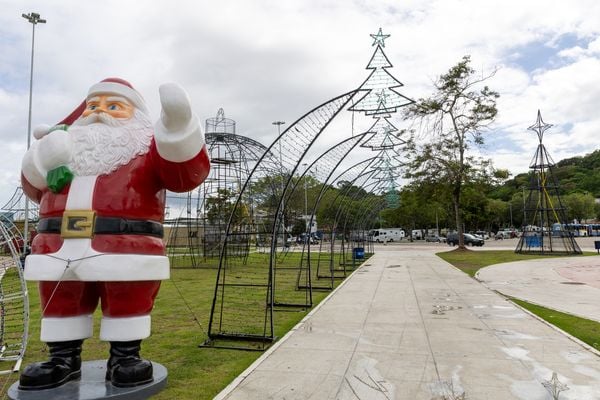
[1,0,600,207]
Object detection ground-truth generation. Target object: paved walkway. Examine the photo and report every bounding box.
[216,247,600,400]
[476,255,600,323]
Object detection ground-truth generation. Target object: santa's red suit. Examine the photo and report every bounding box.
[21,78,210,343]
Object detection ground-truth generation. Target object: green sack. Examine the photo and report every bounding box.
[47,166,74,193]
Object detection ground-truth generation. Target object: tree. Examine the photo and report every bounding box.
[402,56,499,249]
[205,188,248,227]
[562,192,596,222]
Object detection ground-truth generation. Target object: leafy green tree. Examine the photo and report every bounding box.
[486,198,509,232]
[205,188,248,227]
[562,192,596,222]
[402,56,499,248]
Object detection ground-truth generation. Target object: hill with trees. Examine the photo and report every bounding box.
[381,149,600,234]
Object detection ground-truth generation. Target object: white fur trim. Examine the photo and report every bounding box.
[100,315,151,341]
[154,114,205,162]
[88,82,148,115]
[41,315,93,342]
[24,250,170,281]
[38,130,72,171]
[66,176,96,209]
[21,142,47,190]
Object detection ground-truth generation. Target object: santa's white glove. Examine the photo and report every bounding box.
[159,83,192,133]
[154,82,204,162]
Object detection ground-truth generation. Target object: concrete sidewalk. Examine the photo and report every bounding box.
[477,255,600,323]
[216,248,600,399]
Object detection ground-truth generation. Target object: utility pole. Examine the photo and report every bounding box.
[302,163,308,217]
[522,186,527,227]
[22,12,46,254]
[272,121,285,247]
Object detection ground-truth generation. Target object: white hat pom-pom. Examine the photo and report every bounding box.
[33,124,51,140]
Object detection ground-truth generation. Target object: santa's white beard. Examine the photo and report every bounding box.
[68,110,153,176]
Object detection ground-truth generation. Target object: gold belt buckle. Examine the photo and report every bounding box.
[61,210,96,239]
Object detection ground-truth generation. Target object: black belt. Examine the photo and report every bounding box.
[38,217,164,238]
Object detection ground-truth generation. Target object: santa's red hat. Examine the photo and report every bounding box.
[33,78,149,140]
[60,77,148,126]
[87,78,148,114]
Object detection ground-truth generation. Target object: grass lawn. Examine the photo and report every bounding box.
[510,298,600,352]
[437,248,600,356]
[436,248,593,277]
[2,249,367,398]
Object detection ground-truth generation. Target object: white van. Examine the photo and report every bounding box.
[411,229,423,240]
[368,228,406,243]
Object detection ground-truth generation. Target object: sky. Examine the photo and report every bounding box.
[1,0,600,208]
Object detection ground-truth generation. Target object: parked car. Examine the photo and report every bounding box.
[475,231,490,240]
[494,229,518,240]
[425,235,446,243]
[447,232,484,247]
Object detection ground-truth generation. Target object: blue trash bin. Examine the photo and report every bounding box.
[525,236,541,248]
[353,247,365,260]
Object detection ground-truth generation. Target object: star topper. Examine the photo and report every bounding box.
[542,372,569,399]
[528,109,553,143]
[370,28,390,47]
[376,89,390,107]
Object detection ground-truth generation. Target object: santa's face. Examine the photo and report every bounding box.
[68,96,153,176]
[82,95,135,120]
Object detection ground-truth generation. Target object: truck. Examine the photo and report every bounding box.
[368,228,406,243]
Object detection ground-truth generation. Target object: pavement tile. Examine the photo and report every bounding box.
[218,248,600,400]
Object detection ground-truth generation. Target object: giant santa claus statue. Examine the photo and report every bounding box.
[19,78,210,390]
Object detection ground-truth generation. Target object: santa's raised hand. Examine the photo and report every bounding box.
[154,82,203,163]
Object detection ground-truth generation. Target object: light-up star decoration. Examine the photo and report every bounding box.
[542,372,569,399]
[528,109,553,143]
[370,28,390,47]
[376,89,389,107]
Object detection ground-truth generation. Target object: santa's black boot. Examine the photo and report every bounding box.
[106,340,153,387]
[19,340,83,390]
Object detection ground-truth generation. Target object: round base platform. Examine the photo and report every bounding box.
[8,360,167,400]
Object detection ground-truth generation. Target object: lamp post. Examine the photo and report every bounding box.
[522,186,527,227]
[272,121,285,246]
[302,163,308,217]
[22,12,46,254]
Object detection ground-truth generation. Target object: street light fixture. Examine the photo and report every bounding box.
[22,12,46,254]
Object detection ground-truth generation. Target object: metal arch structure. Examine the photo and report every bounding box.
[271,133,370,308]
[515,110,581,255]
[291,154,390,294]
[2,188,39,223]
[337,169,390,253]
[204,90,358,349]
[166,109,279,268]
[307,158,383,288]
[1,187,39,250]
[0,214,29,380]
[332,170,390,253]
[204,28,414,350]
